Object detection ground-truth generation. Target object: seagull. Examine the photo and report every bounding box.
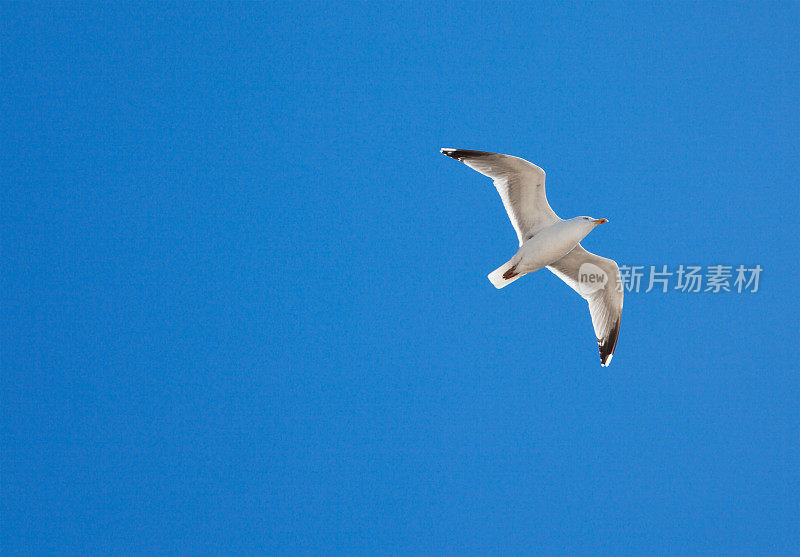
[441,148,623,366]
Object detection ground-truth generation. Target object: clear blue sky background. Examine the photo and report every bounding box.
[3,2,798,555]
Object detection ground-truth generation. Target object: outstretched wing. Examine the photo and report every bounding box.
[441,148,560,246]
[547,244,623,366]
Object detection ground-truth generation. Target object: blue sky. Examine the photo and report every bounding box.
[3,2,798,554]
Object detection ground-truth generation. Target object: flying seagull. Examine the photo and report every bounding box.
[441,148,623,366]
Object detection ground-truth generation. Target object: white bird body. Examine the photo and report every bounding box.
[488,217,604,288]
[441,148,624,366]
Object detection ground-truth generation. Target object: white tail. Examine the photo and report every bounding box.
[488,259,525,289]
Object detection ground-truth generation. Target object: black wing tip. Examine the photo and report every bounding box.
[440,148,496,161]
[598,318,621,367]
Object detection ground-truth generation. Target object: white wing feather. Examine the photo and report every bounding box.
[441,149,560,245]
[547,244,623,366]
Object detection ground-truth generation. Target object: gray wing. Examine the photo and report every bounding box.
[547,244,623,366]
[441,149,560,246]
